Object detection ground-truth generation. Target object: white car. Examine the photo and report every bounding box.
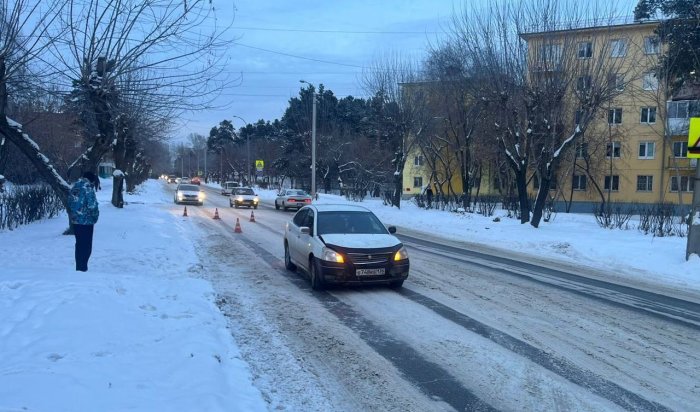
[230,187,259,209]
[283,204,409,290]
[275,189,312,211]
[221,181,240,195]
[174,183,205,205]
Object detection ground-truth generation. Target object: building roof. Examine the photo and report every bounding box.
[519,17,659,38]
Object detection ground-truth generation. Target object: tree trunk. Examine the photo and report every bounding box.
[514,169,530,224]
[531,175,550,228]
[112,172,125,208]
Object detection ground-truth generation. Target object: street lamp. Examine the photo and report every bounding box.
[299,80,317,198]
[232,115,250,186]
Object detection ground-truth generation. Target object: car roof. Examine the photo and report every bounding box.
[305,204,371,213]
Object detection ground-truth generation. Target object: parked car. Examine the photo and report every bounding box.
[167,174,177,183]
[221,181,240,195]
[283,204,409,290]
[174,183,205,205]
[180,177,191,184]
[191,176,201,185]
[275,189,312,210]
[230,187,259,209]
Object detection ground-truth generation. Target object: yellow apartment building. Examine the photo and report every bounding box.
[522,20,697,212]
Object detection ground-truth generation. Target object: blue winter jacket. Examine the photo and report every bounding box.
[69,178,100,225]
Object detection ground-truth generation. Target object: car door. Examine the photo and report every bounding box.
[298,209,315,271]
[288,208,308,264]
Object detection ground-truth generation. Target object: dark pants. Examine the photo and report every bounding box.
[74,224,94,272]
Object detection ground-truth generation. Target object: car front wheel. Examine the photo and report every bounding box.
[309,257,324,291]
[389,280,404,289]
[275,201,280,210]
[284,243,296,271]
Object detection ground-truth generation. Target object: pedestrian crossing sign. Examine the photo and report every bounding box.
[689,118,700,159]
[255,160,264,171]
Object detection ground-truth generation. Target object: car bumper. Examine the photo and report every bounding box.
[318,260,409,286]
[235,200,258,206]
[177,198,203,204]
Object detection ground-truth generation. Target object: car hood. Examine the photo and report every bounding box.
[234,194,257,200]
[178,190,200,195]
[320,233,401,249]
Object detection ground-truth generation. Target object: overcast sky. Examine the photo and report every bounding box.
[177,0,461,138]
[178,0,638,140]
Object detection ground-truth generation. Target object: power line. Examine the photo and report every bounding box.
[233,42,365,68]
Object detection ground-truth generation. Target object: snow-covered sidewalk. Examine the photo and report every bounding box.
[0,180,266,412]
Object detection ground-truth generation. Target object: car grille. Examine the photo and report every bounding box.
[347,252,391,266]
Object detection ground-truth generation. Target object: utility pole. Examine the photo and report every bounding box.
[300,80,317,198]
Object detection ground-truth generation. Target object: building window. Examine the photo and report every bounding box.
[576,75,591,91]
[667,100,700,119]
[608,108,623,125]
[413,177,422,188]
[539,43,562,66]
[578,41,593,58]
[572,175,587,191]
[414,155,424,166]
[610,39,628,57]
[575,142,588,159]
[673,141,688,158]
[640,107,657,124]
[643,72,658,91]
[637,175,653,192]
[608,74,624,91]
[604,175,620,191]
[606,141,621,158]
[638,141,655,159]
[670,176,694,192]
[644,36,660,54]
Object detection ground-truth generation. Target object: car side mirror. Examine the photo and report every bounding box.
[300,227,311,235]
[388,226,397,234]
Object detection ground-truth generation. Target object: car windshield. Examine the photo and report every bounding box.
[317,211,388,235]
[235,188,254,195]
[286,190,307,196]
[178,184,199,191]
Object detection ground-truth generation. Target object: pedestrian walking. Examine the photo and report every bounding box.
[425,185,433,209]
[69,172,100,272]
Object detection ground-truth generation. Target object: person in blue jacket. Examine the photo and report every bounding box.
[69,171,100,272]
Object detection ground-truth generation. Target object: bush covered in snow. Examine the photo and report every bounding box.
[0,184,64,231]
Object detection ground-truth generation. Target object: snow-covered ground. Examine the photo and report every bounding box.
[0,179,266,412]
[243,186,700,296]
[2,178,698,411]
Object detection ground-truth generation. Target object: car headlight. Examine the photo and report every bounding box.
[394,246,409,261]
[198,192,205,200]
[253,197,259,203]
[236,196,244,202]
[177,193,184,200]
[321,247,344,263]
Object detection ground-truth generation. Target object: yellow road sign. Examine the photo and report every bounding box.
[255,160,264,171]
[689,117,700,159]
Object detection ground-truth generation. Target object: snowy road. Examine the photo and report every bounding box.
[173,184,700,411]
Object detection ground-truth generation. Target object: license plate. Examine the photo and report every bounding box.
[356,268,385,277]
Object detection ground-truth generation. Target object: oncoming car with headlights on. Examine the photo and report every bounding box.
[283,204,409,290]
[230,187,259,209]
[174,184,205,205]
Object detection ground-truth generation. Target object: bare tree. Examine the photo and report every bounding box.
[0,0,74,217]
[446,0,632,227]
[55,0,234,207]
[362,53,434,208]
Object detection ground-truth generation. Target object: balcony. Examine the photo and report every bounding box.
[667,157,698,170]
[666,100,700,136]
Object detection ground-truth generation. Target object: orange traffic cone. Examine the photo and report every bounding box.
[183,206,188,217]
[234,217,242,233]
[249,210,256,222]
[213,208,221,220]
